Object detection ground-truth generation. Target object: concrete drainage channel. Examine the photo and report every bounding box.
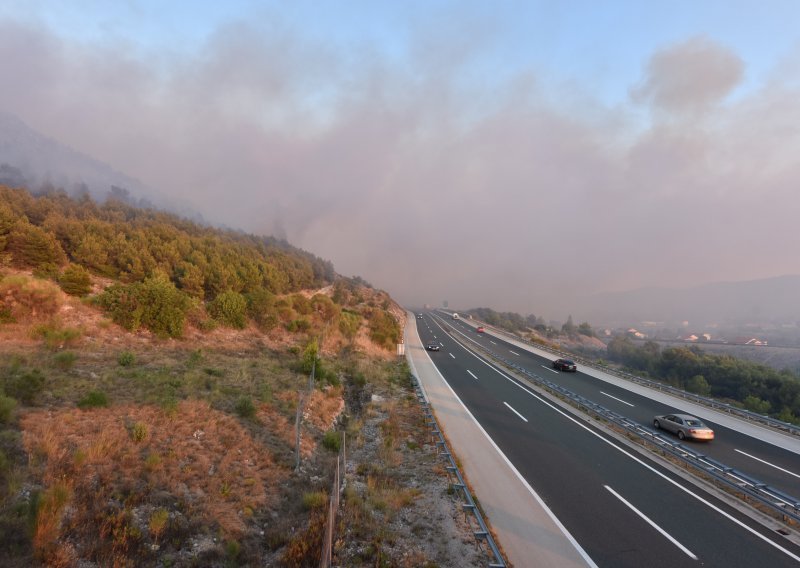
[439,317,800,529]
[409,372,507,568]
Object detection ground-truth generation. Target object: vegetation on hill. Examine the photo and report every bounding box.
[0,186,448,567]
[464,307,594,339]
[607,337,800,423]
[0,186,400,344]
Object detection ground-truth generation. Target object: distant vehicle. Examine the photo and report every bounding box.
[553,358,577,372]
[653,414,714,441]
[476,326,485,333]
[452,313,460,320]
[426,341,441,351]
[416,314,423,319]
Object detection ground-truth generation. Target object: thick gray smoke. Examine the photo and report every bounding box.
[0,17,798,318]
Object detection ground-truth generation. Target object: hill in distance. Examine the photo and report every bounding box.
[0,111,155,202]
[574,274,800,327]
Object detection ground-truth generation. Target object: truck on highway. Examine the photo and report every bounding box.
[452,313,459,320]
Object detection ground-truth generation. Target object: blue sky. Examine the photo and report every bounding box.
[5,0,799,106]
[1,1,799,314]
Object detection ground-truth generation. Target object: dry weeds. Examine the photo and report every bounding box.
[20,400,284,564]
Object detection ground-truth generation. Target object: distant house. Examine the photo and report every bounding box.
[701,333,712,341]
[731,337,768,346]
[679,334,699,342]
[627,328,646,339]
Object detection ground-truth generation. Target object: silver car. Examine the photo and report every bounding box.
[653,414,714,441]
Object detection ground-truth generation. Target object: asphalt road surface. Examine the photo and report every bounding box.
[409,312,800,567]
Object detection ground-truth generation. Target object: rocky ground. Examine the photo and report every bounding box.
[333,391,487,567]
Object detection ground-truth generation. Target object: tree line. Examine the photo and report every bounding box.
[607,337,800,423]
[0,186,399,345]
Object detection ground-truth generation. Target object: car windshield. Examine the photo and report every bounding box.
[685,420,703,426]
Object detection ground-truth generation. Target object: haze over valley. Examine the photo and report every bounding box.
[1,2,799,322]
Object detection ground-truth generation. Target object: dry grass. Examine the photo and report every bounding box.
[20,400,285,564]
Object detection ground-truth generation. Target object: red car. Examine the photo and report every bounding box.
[476,326,485,333]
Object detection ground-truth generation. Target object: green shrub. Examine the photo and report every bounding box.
[130,422,148,443]
[310,294,340,322]
[208,290,247,329]
[31,323,82,350]
[291,294,312,315]
[225,540,241,562]
[339,311,360,340]
[368,309,400,350]
[302,491,328,510]
[234,396,256,419]
[118,351,135,366]
[78,390,109,409]
[58,264,92,296]
[350,372,367,389]
[0,306,13,324]
[322,430,342,452]
[6,221,66,268]
[187,349,204,366]
[98,276,191,338]
[53,351,77,370]
[0,394,16,424]
[292,317,311,333]
[32,262,61,280]
[300,339,319,374]
[246,288,278,330]
[4,369,45,405]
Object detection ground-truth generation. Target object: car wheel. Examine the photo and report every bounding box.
[678,431,686,441]
[653,420,660,429]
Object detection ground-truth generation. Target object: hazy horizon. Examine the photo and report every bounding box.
[1,2,799,319]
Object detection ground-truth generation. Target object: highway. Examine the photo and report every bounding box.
[414,313,800,567]
[446,314,800,498]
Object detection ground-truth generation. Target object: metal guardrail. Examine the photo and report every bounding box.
[441,320,800,526]
[441,310,800,438]
[410,373,507,568]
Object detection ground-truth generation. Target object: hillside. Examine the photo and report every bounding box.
[0,111,154,205]
[0,188,486,567]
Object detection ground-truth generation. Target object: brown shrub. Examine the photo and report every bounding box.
[21,400,284,564]
[0,274,61,322]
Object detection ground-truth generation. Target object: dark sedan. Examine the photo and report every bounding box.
[553,358,577,372]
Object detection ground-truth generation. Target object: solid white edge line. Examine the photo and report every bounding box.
[504,401,528,423]
[600,391,635,407]
[735,449,800,480]
[437,318,800,563]
[604,486,698,560]
[468,370,478,380]
[542,365,559,374]
[419,316,598,567]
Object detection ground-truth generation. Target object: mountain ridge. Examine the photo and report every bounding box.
[575,274,800,326]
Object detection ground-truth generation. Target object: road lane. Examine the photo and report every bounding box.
[447,315,800,496]
[415,313,800,567]
[405,312,593,568]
